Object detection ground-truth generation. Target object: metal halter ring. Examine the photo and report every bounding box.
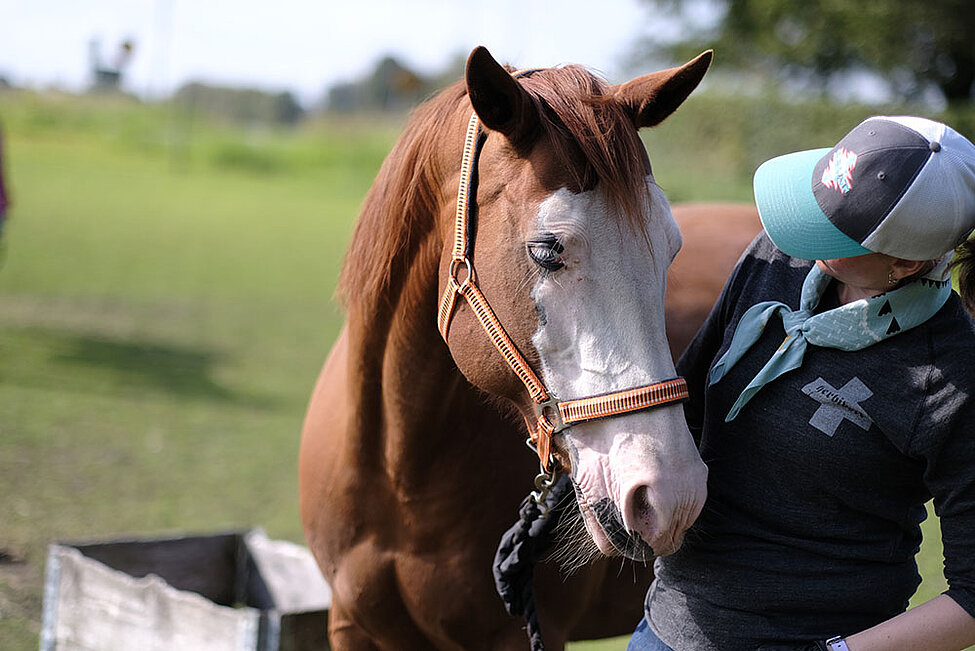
[533,397,567,434]
[448,258,474,292]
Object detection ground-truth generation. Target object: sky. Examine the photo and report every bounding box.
[0,0,673,106]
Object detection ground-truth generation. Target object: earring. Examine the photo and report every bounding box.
[888,271,897,287]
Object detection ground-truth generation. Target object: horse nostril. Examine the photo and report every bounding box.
[627,485,657,540]
[634,486,653,524]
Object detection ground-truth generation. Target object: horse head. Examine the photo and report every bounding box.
[439,47,710,561]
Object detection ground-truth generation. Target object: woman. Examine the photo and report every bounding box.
[630,116,975,650]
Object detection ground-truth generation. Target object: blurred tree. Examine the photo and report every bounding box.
[370,57,425,111]
[323,54,462,113]
[325,56,421,113]
[640,0,974,105]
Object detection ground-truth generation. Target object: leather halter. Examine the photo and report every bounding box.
[437,103,688,492]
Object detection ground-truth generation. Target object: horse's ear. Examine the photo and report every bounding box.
[615,50,713,128]
[466,46,538,144]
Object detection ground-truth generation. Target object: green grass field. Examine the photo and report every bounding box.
[0,89,959,649]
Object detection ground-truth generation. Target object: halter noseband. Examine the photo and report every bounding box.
[437,102,688,502]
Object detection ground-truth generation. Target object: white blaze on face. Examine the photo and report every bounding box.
[530,183,707,558]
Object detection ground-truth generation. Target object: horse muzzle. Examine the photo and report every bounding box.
[568,428,708,560]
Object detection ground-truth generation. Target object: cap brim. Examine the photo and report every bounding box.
[753,148,872,260]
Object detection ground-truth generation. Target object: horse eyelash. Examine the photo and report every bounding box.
[526,235,566,272]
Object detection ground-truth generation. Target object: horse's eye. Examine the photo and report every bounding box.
[527,236,565,272]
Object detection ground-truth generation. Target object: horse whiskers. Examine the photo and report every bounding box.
[619,531,655,565]
[614,553,647,582]
[545,495,603,575]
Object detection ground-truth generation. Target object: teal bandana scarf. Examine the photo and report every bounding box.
[708,260,953,421]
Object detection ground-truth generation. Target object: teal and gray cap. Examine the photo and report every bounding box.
[753,116,975,261]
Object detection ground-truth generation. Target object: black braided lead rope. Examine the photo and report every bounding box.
[493,475,574,651]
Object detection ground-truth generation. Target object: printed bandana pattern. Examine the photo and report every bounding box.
[708,260,952,421]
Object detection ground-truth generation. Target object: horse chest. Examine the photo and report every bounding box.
[331,537,519,650]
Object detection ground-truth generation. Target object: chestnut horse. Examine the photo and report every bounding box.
[300,45,759,650]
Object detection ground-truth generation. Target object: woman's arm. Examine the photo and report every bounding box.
[844,594,975,651]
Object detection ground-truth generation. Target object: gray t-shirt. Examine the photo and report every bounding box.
[647,233,975,650]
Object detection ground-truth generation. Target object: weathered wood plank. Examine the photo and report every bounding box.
[42,545,259,651]
[40,530,332,651]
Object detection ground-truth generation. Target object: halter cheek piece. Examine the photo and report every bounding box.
[438,82,688,505]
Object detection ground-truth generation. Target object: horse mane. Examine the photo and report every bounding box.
[337,82,465,313]
[338,65,652,314]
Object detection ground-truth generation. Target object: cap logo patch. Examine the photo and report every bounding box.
[821,147,858,194]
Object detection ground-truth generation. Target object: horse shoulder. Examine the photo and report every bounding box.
[300,325,358,570]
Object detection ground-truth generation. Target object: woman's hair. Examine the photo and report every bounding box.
[951,238,975,316]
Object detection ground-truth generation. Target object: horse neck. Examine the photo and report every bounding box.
[339,97,529,498]
[345,223,509,498]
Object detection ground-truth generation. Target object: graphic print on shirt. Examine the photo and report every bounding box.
[801,376,874,436]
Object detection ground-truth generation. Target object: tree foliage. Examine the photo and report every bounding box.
[642,0,974,105]
[323,54,466,113]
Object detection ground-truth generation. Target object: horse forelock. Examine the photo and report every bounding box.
[338,65,655,316]
[520,65,653,239]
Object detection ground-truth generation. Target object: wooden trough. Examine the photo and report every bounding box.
[40,529,331,651]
